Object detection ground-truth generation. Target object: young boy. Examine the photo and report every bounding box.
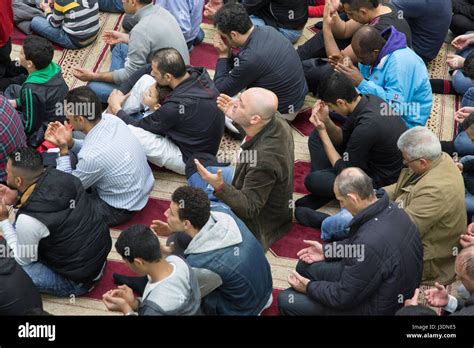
[5,36,68,147]
[103,224,201,316]
[121,74,172,119]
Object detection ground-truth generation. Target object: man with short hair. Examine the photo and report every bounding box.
[385,127,466,285]
[32,0,100,49]
[278,167,423,315]
[113,186,273,315]
[298,0,413,94]
[5,36,68,147]
[0,147,111,297]
[195,88,294,250]
[103,224,201,316]
[73,0,189,103]
[294,73,406,239]
[45,87,154,226]
[335,25,432,128]
[212,2,308,122]
[107,48,225,175]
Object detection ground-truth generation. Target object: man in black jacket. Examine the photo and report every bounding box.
[212,2,308,123]
[0,238,43,315]
[295,73,406,216]
[278,167,423,315]
[107,48,225,175]
[242,0,308,43]
[0,147,111,297]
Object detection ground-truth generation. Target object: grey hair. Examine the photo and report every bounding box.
[397,126,442,161]
[334,167,374,200]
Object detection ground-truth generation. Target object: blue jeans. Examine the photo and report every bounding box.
[30,17,79,50]
[452,34,474,95]
[98,0,124,12]
[321,208,353,241]
[88,43,128,103]
[249,15,302,44]
[23,262,91,297]
[187,166,235,202]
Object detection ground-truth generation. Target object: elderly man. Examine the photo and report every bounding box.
[321,127,466,285]
[194,87,294,250]
[278,167,423,315]
[335,25,432,128]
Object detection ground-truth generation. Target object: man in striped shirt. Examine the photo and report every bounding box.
[45,87,155,226]
[31,0,100,49]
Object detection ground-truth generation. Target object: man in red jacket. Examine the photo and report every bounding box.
[0,0,26,92]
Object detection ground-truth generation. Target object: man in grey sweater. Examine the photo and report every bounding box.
[73,0,189,103]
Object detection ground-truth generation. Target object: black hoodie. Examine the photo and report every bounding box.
[0,239,43,315]
[243,0,309,30]
[117,67,225,164]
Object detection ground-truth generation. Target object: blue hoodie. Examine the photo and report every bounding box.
[357,26,433,128]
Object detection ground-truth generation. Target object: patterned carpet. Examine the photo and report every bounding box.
[8,15,461,315]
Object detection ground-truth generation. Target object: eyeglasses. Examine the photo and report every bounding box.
[403,157,423,166]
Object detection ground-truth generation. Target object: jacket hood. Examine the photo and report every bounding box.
[373,26,407,69]
[184,211,243,254]
[166,67,219,102]
[0,239,16,275]
[25,62,62,85]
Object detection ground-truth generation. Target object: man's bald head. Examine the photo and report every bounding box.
[456,245,474,291]
[351,26,386,65]
[241,88,278,122]
[334,167,374,200]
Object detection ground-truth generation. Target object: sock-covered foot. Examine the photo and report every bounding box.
[430,79,456,94]
[295,207,330,228]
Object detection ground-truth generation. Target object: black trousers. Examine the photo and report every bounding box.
[451,14,474,37]
[299,130,345,209]
[278,260,366,315]
[87,187,135,227]
[0,39,27,92]
[297,30,352,61]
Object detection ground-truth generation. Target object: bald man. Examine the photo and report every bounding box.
[195,88,295,250]
[279,167,423,315]
[335,25,432,128]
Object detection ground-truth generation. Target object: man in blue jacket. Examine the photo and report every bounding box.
[279,167,423,315]
[335,25,432,128]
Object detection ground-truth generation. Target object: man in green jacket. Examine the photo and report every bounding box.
[5,36,68,147]
[195,87,295,250]
[383,126,466,285]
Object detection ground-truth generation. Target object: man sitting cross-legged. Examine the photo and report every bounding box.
[0,147,111,297]
[107,48,225,175]
[103,224,201,316]
[278,167,423,315]
[45,86,154,226]
[194,88,295,251]
[294,72,406,240]
[113,186,273,315]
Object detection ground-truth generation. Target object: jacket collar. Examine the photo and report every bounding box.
[401,153,445,186]
[133,3,155,22]
[348,191,390,232]
[241,115,279,150]
[350,95,369,119]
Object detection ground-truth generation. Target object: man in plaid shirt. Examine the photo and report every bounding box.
[0,96,26,183]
